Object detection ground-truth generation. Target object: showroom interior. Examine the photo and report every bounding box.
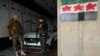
[0,0,57,56]
[0,0,100,56]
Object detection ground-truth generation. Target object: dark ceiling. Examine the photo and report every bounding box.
[12,0,56,19]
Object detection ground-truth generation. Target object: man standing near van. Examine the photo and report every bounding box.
[7,14,26,56]
[37,17,48,56]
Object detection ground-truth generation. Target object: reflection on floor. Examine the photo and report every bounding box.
[0,48,14,56]
[0,48,57,56]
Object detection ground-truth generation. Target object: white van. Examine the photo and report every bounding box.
[24,31,57,49]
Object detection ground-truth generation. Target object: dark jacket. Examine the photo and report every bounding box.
[37,22,48,35]
[7,19,22,37]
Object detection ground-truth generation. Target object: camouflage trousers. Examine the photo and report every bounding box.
[12,35,24,52]
[40,34,47,56]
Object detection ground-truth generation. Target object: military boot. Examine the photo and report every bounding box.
[20,50,26,56]
[15,51,19,56]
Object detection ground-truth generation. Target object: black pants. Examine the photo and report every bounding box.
[40,34,47,56]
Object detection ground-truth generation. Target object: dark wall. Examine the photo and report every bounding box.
[0,37,12,51]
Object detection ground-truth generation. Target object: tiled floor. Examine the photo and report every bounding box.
[0,48,57,56]
[26,49,57,56]
[0,48,15,56]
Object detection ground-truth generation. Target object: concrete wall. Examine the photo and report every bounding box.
[58,0,100,56]
[0,0,10,37]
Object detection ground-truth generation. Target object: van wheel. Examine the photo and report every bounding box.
[46,44,50,52]
[50,38,55,50]
[46,44,50,50]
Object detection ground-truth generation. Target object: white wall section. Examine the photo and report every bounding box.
[58,0,100,56]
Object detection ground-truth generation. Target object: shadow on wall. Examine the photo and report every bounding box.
[0,37,12,51]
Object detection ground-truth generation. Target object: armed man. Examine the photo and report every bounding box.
[37,16,48,56]
[7,14,26,56]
